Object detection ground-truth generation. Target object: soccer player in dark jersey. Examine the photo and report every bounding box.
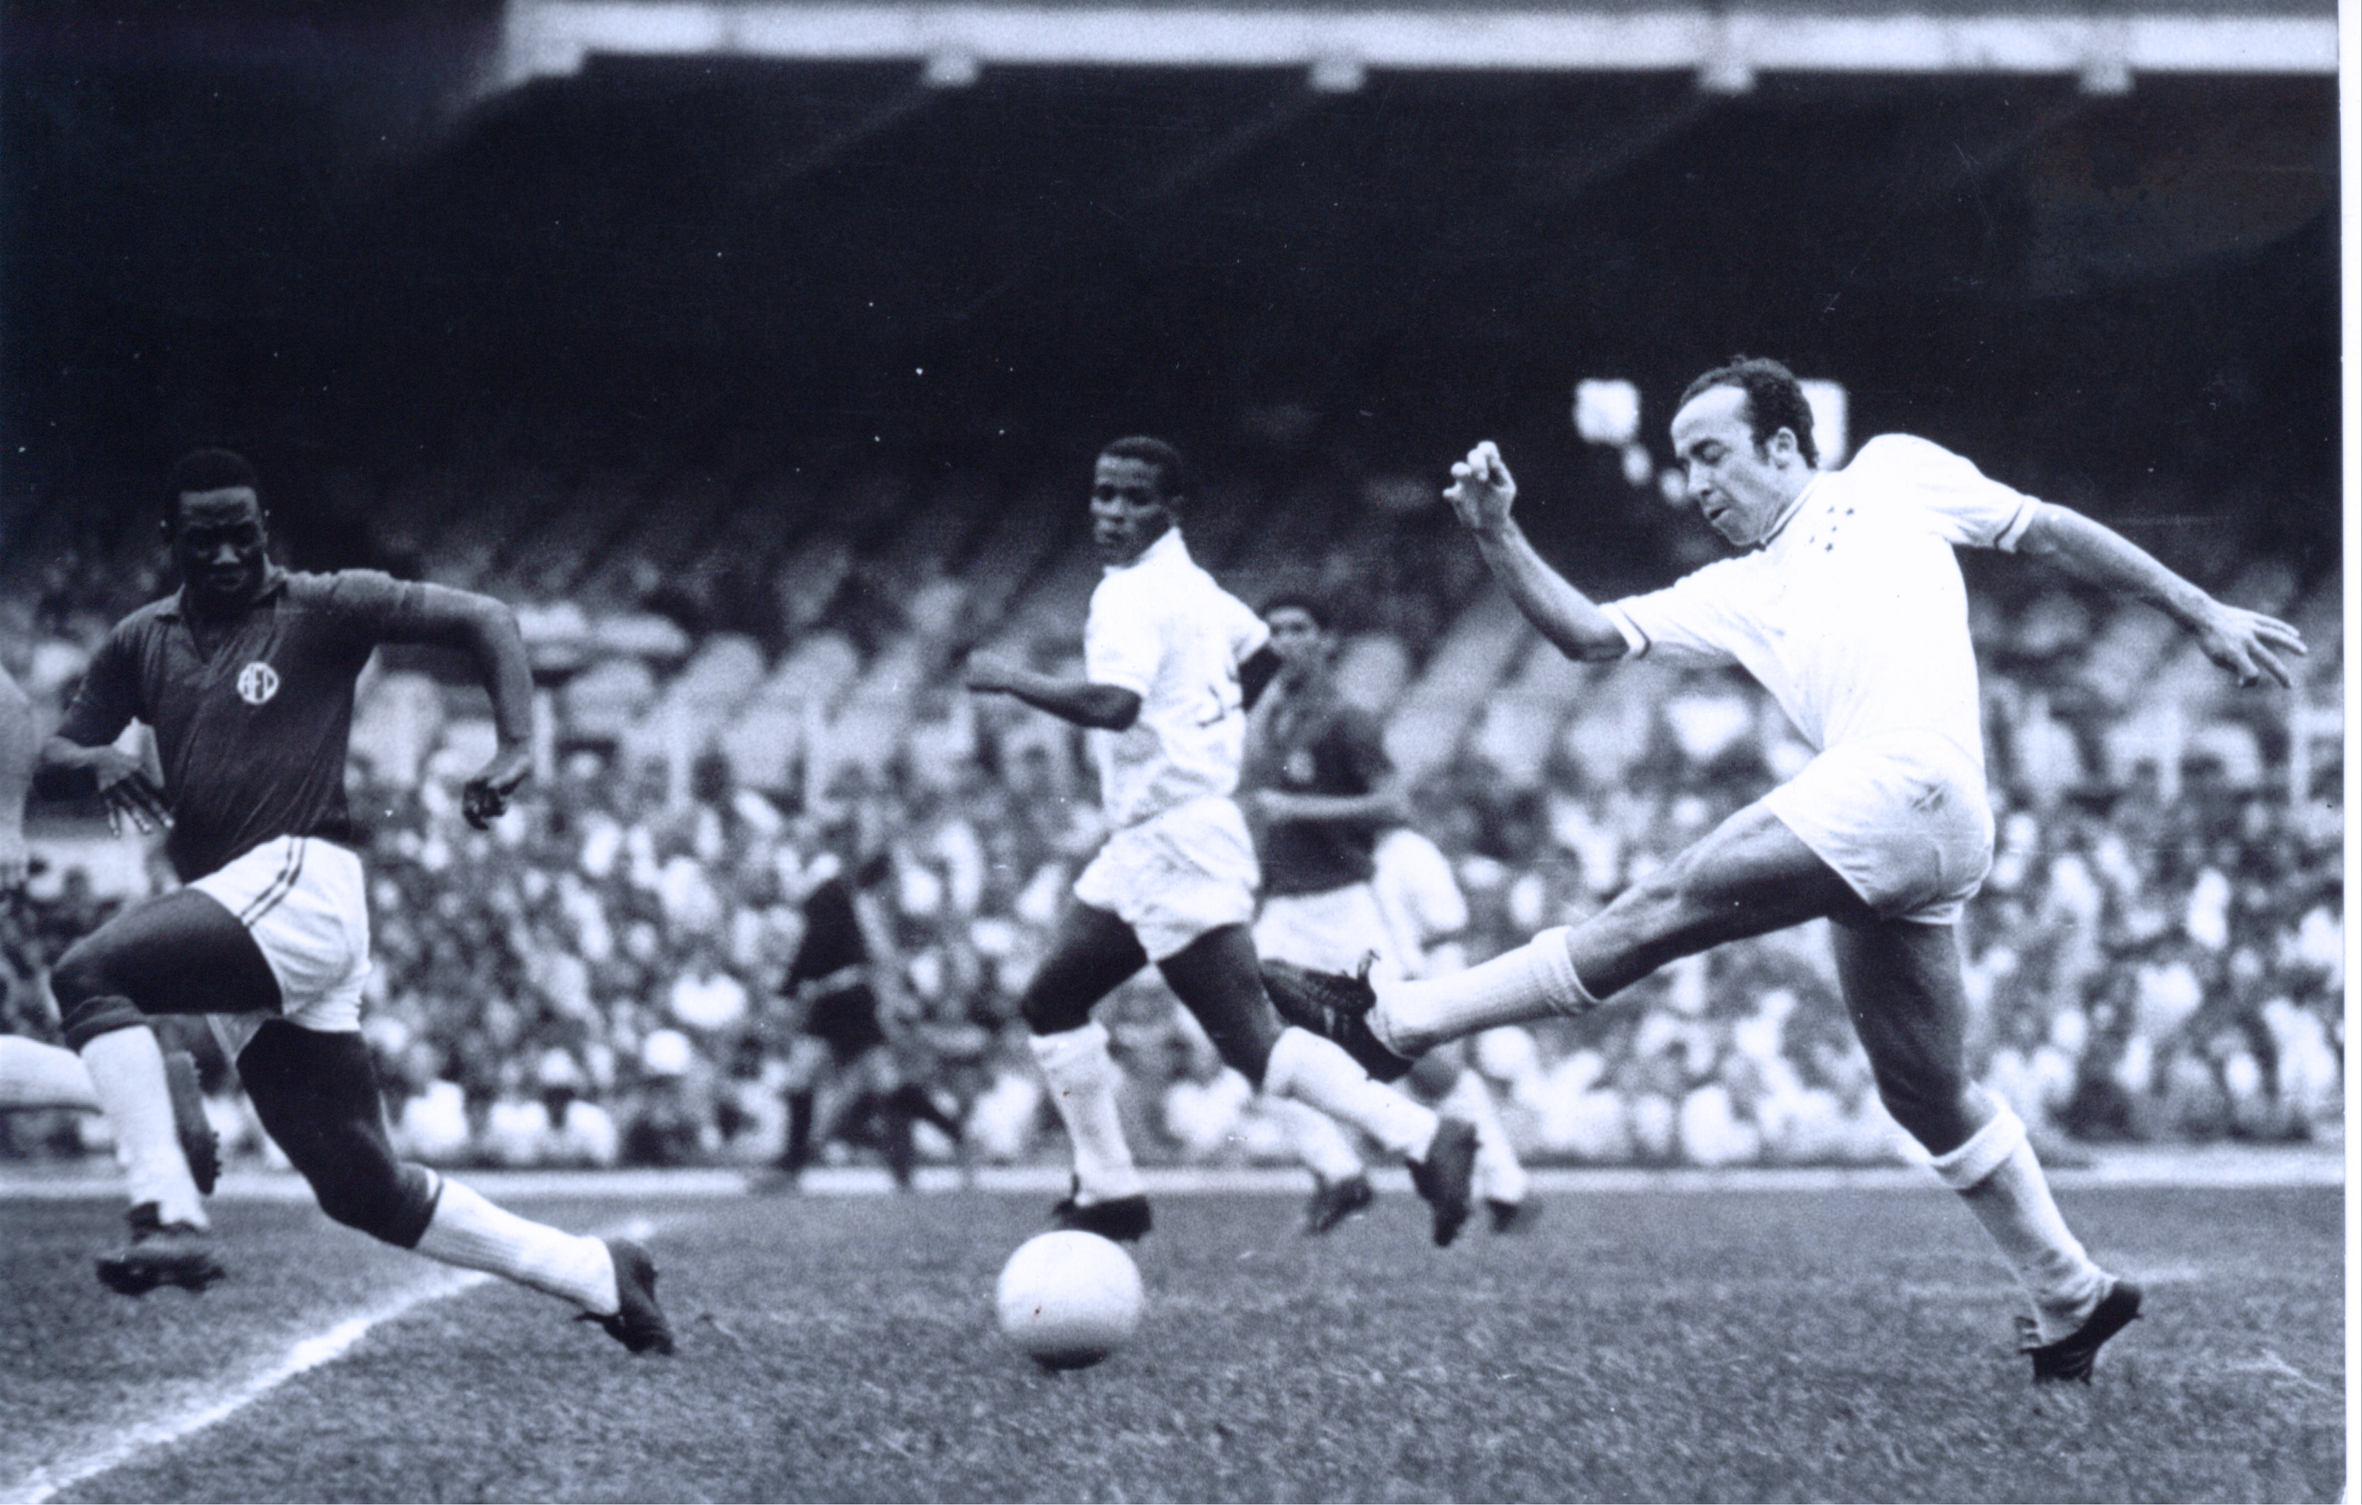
[1242,595,1532,1235]
[35,450,671,1353]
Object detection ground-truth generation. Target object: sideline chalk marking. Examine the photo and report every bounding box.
[6,1217,660,1505]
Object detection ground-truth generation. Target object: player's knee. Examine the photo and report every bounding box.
[309,1157,439,1247]
[1020,986,1095,1037]
[1872,1067,1973,1144]
[51,940,118,1010]
[52,945,146,1050]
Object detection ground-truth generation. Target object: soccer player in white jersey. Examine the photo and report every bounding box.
[1266,358,2305,1381]
[966,437,1480,1246]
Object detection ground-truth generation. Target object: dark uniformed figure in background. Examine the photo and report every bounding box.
[759,837,961,1190]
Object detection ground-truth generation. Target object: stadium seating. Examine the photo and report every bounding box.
[0,422,2341,1176]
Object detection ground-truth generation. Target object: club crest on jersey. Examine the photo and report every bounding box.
[1285,749,1317,784]
[236,661,281,706]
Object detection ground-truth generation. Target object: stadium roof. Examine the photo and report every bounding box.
[501,0,2339,93]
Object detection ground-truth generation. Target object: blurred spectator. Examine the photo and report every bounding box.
[2,447,2338,1173]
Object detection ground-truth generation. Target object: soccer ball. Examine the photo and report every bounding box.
[994,1230,1143,1370]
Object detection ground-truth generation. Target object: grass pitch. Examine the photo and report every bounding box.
[4,1175,2344,1502]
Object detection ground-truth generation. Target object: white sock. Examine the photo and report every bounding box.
[1028,1022,1144,1202]
[0,1037,101,1110]
[1263,1027,1438,1162]
[413,1175,619,1315]
[1372,927,1593,1058]
[1268,1096,1365,1182]
[1441,1068,1528,1205]
[79,1026,206,1228]
[1928,1104,2108,1341]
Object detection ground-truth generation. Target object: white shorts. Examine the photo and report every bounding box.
[1760,736,1994,926]
[1254,883,1406,980]
[1074,795,1259,961]
[188,836,372,1050]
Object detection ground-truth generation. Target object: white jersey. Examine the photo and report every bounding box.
[1599,435,2037,770]
[1084,527,1271,829]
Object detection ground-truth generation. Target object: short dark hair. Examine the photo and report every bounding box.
[1098,436,1191,506]
[164,448,261,520]
[1260,591,1332,632]
[1677,357,1819,469]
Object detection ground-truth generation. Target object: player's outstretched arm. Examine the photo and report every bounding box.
[963,655,1142,731]
[1445,442,1629,663]
[2015,504,2308,688]
[396,583,537,825]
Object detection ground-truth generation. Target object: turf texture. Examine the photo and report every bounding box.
[3,1179,2344,1502]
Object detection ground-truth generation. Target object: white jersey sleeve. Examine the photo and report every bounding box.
[1598,556,1751,667]
[1228,597,1272,668]
[1083,573,1164,698]
[1845,434,2040,552]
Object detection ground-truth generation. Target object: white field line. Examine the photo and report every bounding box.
[6,1217,660,1505]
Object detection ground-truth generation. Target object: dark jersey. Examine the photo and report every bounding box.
[783,856,893,1059]
[1241,679,1392,897]
[57,569,436,882]
[785,873,867,993]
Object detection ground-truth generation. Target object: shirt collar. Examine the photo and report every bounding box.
[1105,525,1190,576]
[158,565,289,621]
[1752,475,1820,551]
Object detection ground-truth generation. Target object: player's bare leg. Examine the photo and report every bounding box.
[1163,925,1477,1245]
[803,1057,873,1177]
[238,1021,671,1353]
[50,890,271,1291]
[1269,804,2138,1372]
[756,1036,834,1190]
[1019,902,1153,1235]
[1834,918,2128,1374]
[1341,805,1853,1060]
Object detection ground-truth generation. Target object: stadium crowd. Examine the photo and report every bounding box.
[3,614,2339,1175]
[0,398,2341,1175]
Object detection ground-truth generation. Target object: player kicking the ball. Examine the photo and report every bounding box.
[966,437,1480,1247]
[1265,358,2305,1381]
[35,449,672,1353]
